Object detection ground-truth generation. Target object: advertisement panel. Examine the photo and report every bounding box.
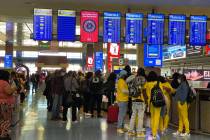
[95,51,103,71]
[184,69,204,81]
[163,45,186,61]
[80,11,99,43]
[107,43,120,72]
[205,45,210,55]
[186,44,203,57]
[4,54,13,68]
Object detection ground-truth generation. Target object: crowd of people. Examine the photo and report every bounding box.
[0,65,195,140]
[40,65,193,140]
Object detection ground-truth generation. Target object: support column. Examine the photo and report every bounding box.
[4,21,14,69]
[16,23,23,65]
[136,44,144,68]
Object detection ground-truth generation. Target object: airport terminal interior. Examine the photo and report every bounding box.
[1,0,210,140]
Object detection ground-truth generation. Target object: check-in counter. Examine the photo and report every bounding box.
[170,88,210,134]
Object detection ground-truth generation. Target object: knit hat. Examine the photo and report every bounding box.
[119,70,127,78]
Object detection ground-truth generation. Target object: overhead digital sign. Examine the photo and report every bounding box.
[57,10,76,41]
[80,11,99,43]
[33,8,52,41]
[147,14,164,45]
[103,12,121,43]
[4,54,13,68]
[190,15,207,46]
[168,14,186,45]
[125,13,143,44]
[144,44,162,67]
[95,51,103,71]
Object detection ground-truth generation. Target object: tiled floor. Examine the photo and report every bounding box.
[11,90,210,140]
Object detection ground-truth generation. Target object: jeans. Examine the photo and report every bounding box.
[52,94,62,119]
[129,102,145,133]
[117,102,128,129]
[90,94,102,116]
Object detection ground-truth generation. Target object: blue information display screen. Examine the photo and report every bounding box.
[169,15,186,45]
[4,54,13,68]
[144,44,162,67]
[147,14,164,45]
[103,12,121,43]
[33,8,52,41]
[190,16,207,46]
[57,10,76,41]
[125,13,143,44]
[95,51,103,71]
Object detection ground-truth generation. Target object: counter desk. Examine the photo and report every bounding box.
[170,88,210,134]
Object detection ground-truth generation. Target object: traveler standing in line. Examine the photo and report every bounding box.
[158,76,175,135]
[51,70,65,121]
[0,70,17,139]
[102,72,117,106]
[116,70,129,134]
[124,65,133,119]
[43,73,53,112]
[143,71,165,139]
[90,70,103,118]
[127,68,147,138]
[71,71,80,122]
[81,72,93,117]
[171,73,180,89]
[173,74,190,137]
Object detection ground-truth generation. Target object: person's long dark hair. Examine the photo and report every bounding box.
[107,72,117,82]
[137,67,146,78]
[147,71,158,82]
[158,76,166,83]
[179,74,189,86]
[0,70,10,83]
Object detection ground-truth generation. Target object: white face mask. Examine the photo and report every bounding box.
[178,79,181,84]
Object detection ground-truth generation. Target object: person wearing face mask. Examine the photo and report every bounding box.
[173,74,190,137]
[116,70,129,134]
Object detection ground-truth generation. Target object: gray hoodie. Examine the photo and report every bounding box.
[175,81,189,103]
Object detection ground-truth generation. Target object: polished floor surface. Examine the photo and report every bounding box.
[11,89,210,140]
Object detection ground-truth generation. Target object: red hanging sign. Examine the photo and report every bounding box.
[80,11,99,43]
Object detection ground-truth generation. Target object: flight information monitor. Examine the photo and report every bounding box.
[125,13,143,44]
[95,51,103,71]
[103,12,121,43]
[33,8,52,41]
[190,15,207,46]
[80,11,99,43]
[4,54,13,68]
[168,14,186,45]
[57,10,76,41]
[147,14,164,45]
[144,44,162,67]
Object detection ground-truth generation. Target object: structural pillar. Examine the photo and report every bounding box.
[136,44,144,68]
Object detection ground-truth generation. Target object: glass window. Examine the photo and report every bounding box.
[67,52,82,59]
[124,54,137,60]
[22,51,38,58]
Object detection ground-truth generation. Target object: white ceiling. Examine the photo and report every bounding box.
[1,0,210,22]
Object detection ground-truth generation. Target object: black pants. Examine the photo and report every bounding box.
[90,94,102,116]
[107,92,115,107]
[47,95,53,111]
[83,92,91,113]
[63,96,81,121]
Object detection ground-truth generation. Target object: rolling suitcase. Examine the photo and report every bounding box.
[107,104,119,123]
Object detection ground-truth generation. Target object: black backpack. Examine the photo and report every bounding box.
[129,76,144,98]
[187,86,196,103]
[151,81,165,107]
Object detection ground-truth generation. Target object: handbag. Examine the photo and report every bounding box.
[63,91,74,108]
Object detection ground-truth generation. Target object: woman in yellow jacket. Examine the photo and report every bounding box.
[158,76,175,134]
[116,70,129,134]
[143,71,165,139]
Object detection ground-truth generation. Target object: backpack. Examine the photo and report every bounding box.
[151,81,165,107]
[80,79,89,92]
[128,76,145,98]
[187,86,196,103]
[90,77,102,94]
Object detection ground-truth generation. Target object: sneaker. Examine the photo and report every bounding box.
[173,131,181,136]
[127,131,136,136]
[72,120,78,124]
[136,132,145,138]
[117,129,125,134]
[180,133,190,137]
[152,136,157,140]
